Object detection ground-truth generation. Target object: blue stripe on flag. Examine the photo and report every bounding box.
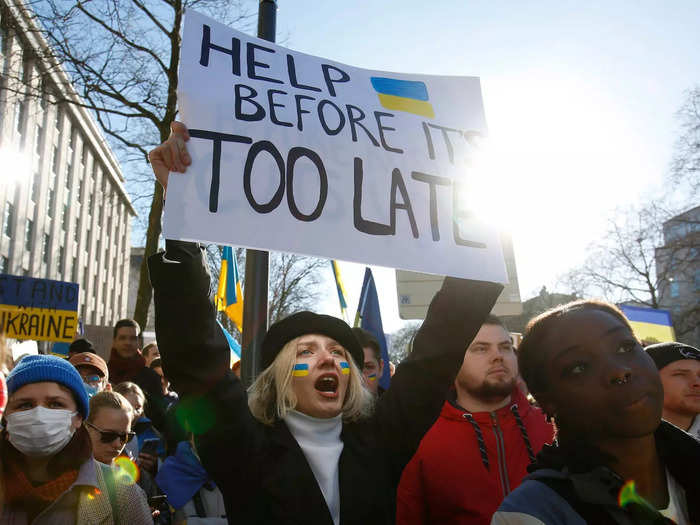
[222,247,239,306]
[619,305,673,327]
[355,268,392,391]
[370,77,429,101]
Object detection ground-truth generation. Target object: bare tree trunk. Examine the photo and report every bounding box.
[132,181,164,328]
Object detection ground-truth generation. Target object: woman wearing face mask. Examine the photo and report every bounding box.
[1,354,152,524]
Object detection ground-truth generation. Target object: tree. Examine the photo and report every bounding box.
[388,322,420,364]
[203,246,328,338]
[1,0,253,329]
[671,86,700,200]
[560,202,699,345]
[560,204,667,308]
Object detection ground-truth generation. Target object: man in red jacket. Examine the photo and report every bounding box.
[396,315,554,525]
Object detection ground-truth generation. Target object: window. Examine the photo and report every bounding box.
[670,281,680,298]
[0,256,7,274]
[31,171,40,203]
[61,202,69,232]
[73,220,80,243]
[34,122,43,156]
[47,187,56,218]
[51,145,60,174]
[58,246,65,272]
[72,255,78,283]
[3,201,14,237]
[14,100,25,142]
[25,219,33,251]
[77,175,84,203]
[42,234,50,264]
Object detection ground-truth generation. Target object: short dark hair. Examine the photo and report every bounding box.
[351,327,381,362]
[517,299,633,396]
[150,358,162,370]
[68,338,96,356]
[113,319,141,339]
[483,314,507,330]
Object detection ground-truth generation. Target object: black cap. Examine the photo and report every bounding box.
[69,338,96,355]
[645,342,700,370]
[261,311,363,370]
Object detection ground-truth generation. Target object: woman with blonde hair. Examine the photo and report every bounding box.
[147,122,502,525]
[86,391,135,466]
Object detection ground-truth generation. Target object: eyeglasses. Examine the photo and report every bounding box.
[81,375,102,386]
[86,422,135,444]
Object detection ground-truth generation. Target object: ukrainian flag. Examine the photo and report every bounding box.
[330,260,349,323]
[216,246,243,332]
[619,305,676,343]
[370,77,435,118]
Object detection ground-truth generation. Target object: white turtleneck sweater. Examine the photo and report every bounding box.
[283,410,344,525]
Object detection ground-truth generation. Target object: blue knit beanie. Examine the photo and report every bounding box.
[6,354,90,418]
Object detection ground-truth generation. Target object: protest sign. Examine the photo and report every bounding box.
[165,10,507,282]
[0,274,80,343]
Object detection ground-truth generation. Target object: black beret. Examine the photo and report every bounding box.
[261,311,363,370]
[645,342,700,370]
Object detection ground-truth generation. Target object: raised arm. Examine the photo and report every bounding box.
[147,128,260,493]
[374,276,503,482]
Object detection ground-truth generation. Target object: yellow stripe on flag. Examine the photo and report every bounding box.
[628,321,676,343]
[377,93,435,118]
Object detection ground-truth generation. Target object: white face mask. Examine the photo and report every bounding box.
[6,406,78,457]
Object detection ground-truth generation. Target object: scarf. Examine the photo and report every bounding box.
[155,441,212,509]
[107,349,146,384]
[3,449,79,522]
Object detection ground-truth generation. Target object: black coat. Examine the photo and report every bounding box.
[148,241,502,525]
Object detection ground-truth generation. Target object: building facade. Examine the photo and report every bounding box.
[655,205,699,347]
[0,0,135,328]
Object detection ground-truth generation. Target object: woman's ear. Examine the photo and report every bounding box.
[72,414,83,430]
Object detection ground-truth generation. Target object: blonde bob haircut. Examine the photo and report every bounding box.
[87,390,134,424]
[248,336,374,425]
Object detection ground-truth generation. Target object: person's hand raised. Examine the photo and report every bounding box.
[148,121,191,197]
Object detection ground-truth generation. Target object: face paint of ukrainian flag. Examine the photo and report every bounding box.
[367,373,377,382]
[292,363,309,377]
[370,77,435,118]
[340,362,350,375]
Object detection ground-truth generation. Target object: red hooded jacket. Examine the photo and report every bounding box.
[396,389,554,525]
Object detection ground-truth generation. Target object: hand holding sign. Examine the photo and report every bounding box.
[148,121,191,196]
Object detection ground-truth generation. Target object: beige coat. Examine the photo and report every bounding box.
[1,458,152,525]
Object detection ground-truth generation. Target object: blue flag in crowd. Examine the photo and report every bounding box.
[355,268,391,391]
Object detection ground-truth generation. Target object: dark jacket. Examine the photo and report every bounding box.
[397,389,554,525]
[491,421,700,525]
[148,240,502,525]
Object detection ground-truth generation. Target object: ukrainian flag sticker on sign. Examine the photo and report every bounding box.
[371,77,435,118]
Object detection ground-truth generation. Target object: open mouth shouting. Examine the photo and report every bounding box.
[315,373,340,398]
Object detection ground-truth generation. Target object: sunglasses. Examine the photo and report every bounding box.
[86,422,135,444]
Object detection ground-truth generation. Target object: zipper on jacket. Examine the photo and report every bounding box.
[490,412,511,497]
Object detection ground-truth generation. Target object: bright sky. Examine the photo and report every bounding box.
[266,0,700,332]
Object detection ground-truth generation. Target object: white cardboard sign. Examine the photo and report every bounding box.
[164,10,507,283]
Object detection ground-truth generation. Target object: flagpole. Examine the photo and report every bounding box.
[241,0,277,388]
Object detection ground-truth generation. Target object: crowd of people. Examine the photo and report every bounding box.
[0,123,697,524]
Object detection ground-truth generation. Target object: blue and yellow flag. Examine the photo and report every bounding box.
[619,305,676,343]
[216,247,243,332]
[355,268,391,390]
[371,77,435,118]
[330,260,349,323]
